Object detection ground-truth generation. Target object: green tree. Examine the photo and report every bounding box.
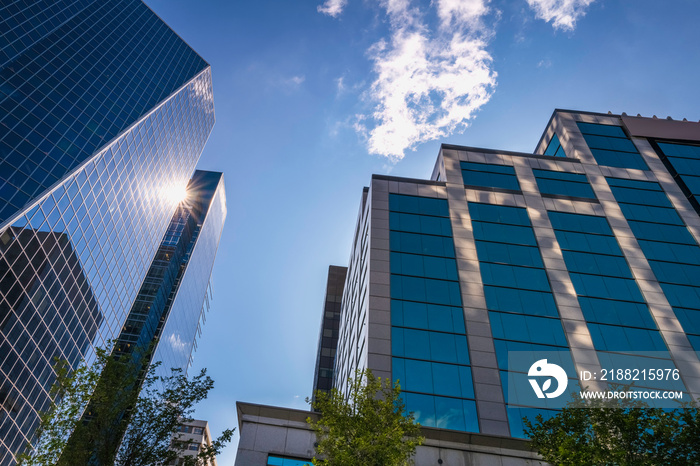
[306,369,423,466]
[523,392,700,466]
[17,348,233,466]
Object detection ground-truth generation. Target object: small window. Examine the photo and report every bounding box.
[533,169,596,199]
[543,134,566,157]
[193,427,203,435]
[188,443,199,451]
[460,162,520,191]
[577,122,648,170]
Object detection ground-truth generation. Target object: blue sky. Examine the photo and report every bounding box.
[144,0,700,462]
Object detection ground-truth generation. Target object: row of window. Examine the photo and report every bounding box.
[461,162,599,199]
[550,211,669,356]
[389,195,477,434]
[392,328,470,365]
[577,122,649,170]
[393,357,474,399]
[468,202,570,436]
[656,142,700,208]
[607,177,700,348]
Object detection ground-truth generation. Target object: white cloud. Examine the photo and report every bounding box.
[288,75,306,86]
[354,0,496,160]
[537,58,552,68]
[168,333,187,354]
[526,0,594,31]
[317,0,347,17]
[278,75,306,91]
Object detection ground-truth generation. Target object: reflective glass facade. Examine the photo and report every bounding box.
[154,172,226,374]
[0,1,215,462]
[328,109,700,448]
[469,202,573,435]
[389,194,477,432]
[117,171,226,376]
[654,141,700,215]
[576,122,648,170]
[607,177,700,354]
[0,0,208,223]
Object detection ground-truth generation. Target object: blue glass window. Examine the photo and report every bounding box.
[627,221,696,245]
[390,252,459,281]
[569,273,644,302]
[389,212,453,236]
[392,328,469,365]
[390,231,455,257]
[267,457,312,466]
[460,162,520,191]
[394,358,474,399]
[391,300,465,333]
[543,134,566,157]
[577,122,648,170]
[480,263,551,292]
[673,307,700,335]
[550,209,668,356]
[483,286,559,317]
[533,169,596,199]
[548,211,612,235]
[493,340,573,370]
[389,194,476,433]
[608,186,672,208]
[401,392,478,432]
[475,241,543,268]
[560,250,632,278]
[619,203,684,225]
[655,142,700,207]
[637,240,700,265]
[578,297,655,328]
[389,193,450,217]
[489,312,567,346]
[469,202,531,226]
[576,122,627,138]
[472,222,538,246]
[660,283,700,310]
[391,275,462,306]
[555,230,623,255]
[588,324,668,352]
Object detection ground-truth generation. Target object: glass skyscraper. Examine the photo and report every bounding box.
[0,1,220,463]
[235,110,700,465]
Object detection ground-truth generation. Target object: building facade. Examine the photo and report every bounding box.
[115,170,226,376]
[0,1,218,463]
[311,265,346,400]
[236,109,700,465]
[171,419,218,466]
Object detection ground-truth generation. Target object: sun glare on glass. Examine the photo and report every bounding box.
[165,184,189,204]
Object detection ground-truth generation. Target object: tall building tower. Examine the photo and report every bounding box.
[116,170,226,375]
[0,1,217,463]
[236,110,700,465]
[311,265,347,401]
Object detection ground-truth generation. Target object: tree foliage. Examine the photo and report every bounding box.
[524,392,700,466]
[306,369,423,466]
[17,347,233,466]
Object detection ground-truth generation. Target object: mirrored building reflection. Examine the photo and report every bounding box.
[0,0,220,463]
[115,170,226,376]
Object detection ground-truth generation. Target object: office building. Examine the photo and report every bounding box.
[116,170,226,375]
[311,265,346,401]
[171,419,218,466]
[0,1,217,463]
[236,109,700,465]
